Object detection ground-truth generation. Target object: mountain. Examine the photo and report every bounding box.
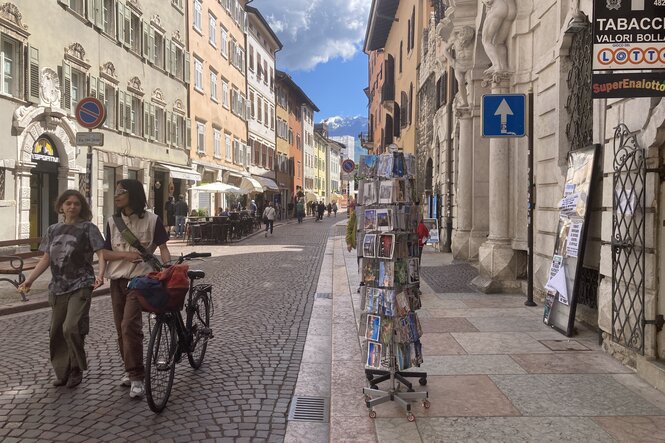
[320,115,368,138]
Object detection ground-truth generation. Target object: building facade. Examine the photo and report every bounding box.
[0,0,194,240]
[246,5,281,209]
[188,0,250,215]
[410,0,665,390]
[362,49,385,153]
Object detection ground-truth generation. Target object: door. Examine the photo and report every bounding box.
[29,169,58,239]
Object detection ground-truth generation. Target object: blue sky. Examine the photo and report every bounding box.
[250,0,370,122]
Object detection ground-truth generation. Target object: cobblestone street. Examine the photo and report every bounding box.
[0,215,337,442]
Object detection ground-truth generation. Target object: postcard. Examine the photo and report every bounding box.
[379,261,394,287]
[408,258,420,284]
[378,180,394,204]
[362,259,378,285]
[359,155,378,177]
[363,233,378,258]
[377,233,395,259]
[366,314,381,341]
[364,209,377,230]
[383,289,396,317]
[363,180,378,205]
[377,154,394,178]
[376,209,393,231]
[366,341,383,369]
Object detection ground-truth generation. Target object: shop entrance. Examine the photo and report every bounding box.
[29,136,60,238]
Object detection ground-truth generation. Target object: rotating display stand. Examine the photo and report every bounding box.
[355,150,429,422]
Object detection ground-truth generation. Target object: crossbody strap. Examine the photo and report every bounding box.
[112,215,161,271]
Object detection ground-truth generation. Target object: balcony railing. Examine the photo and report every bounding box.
[359,131,373,149]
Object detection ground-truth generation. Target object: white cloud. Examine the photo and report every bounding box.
[251,0,370,71]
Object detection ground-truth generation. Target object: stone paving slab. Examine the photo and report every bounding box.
[467,315,556,332]
[420,333,468,355]
[420,317,479,333]
[491,374,665,416]
[416,417,613,442]
[452,332,553,354]
[510,352,634,374]
[592,416,665,442]
[416,355,528,376]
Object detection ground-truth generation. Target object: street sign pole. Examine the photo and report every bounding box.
[86,141,93,205]
[526,92,536,307]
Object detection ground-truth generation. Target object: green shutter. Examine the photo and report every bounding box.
[151,103,157,140]
[142,20,149,59]
[97,78,105,106]
[117,90,125,131]
[61,60,71,111]
[89,74,97,98]
[149,26,155,64]
[26,45,40,104]
[164,39,171,74]
[143,100,150,138]
[184,51,190,84]
[126,93,132,132]
[170,43,177,76]
[186,118,191,148]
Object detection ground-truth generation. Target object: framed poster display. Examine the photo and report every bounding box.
[423,218,439,244]
[543,144,599,336]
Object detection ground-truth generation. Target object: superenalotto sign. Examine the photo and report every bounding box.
[592,0,665,71]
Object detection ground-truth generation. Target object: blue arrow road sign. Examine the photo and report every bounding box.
[482,94,527,138]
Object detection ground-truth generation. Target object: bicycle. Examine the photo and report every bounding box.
[144,251,214,413]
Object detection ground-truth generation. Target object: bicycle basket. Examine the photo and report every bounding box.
[128,264,190,313]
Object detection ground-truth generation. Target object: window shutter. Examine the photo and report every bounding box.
[151,103,157,139]
[89,74,98,98]
[148,26,155,64]
[184,52,190,84]
[165,39,171,75]
[186,118,192,148]
[166,111,172,145]
[117,91,125,131]
[125,95,132,132]
[170,43,177,76]
[97,78,105,106]
[116,2,125,45]
[61,61,71,111]
[142,21,149,59]
[143,101,150,138]
[26,45,40,104]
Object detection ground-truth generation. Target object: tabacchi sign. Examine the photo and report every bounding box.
[593,0,665,70]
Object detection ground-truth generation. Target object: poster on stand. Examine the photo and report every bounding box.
[424,218,439,244]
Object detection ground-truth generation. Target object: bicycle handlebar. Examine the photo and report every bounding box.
[173,252,211,264]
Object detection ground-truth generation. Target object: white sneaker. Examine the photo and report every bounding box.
[129,380,145,399]
[120,374,131,387]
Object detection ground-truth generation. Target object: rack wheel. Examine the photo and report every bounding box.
[407,413,415,422]
[369,410,377,419]
[370,385,378,390]
[419,377,427,386]
[422,400,431,409]
[364,394,371,402]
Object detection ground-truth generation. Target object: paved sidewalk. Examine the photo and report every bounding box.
[0,219,294,315]
[290,220,665,442]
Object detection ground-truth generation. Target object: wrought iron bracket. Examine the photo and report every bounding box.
[643,315,665,333]
[645,165,665,182]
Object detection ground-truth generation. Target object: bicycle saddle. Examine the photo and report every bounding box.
[187,270,205,280]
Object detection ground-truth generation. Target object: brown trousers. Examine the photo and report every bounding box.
[110,279,144,381]
[49,288,92,381]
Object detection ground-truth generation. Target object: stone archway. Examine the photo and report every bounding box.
[12,105,79,238]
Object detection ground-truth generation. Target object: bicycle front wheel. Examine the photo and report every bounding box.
[187,290,211,369]
[146,316,177,413]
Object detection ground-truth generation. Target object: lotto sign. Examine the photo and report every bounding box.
[75,97,106,129]
[592,0,665,70]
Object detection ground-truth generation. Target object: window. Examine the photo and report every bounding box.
[263,100,269,127]
[296,135,301,150]
[263,60,268,85]
[193,0,202,31]
[249,90,255,118]
[154,30,165,69]
[268,147,273,171]
[225,133,232,160]
[399,41,403,73]
[233,138,240,164]
[248,45,254,71]
[155,106,165,143]
[270,106,274,130]
[196,122,205,153]
[288,128,293,145]
[269,67,274,90]
[194,57,203,91]
[210,69,217,101]
[102,82,116,129]
[70,68,86,112]
[0,36,20,97]
[221,78,229,108]
[69,0,84,15]
[208,13,216,47]
[410,7,416,52]
[257,98,262,123]
[261,144,267,168]
[257,53,262,81]
[173,44,186,81]
[220,26,229,58]
[102,0,115,35]
[171,0,184,10]
[214,129,222,158]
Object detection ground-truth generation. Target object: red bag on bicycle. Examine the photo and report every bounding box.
[128,264,190,313]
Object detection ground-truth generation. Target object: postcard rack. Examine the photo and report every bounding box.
[356,150,429,422]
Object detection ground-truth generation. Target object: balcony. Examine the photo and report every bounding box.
[359,131,374,150]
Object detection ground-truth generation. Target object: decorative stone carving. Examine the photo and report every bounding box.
[151,88,166,106]
[174,99,185,114]
[39,67,61,107]
[0,2,27,30]
[101,61,117,78]
[126,0,142,13]
[150,14,164,32]
[443,26,475,107]
[65,42,86,62]
[172,30,184,46]
[127,76,144,95]
[480,0,516,74]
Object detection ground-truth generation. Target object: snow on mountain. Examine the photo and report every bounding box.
[320,115,368,137]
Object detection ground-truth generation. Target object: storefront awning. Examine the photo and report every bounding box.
[155,163,201,181]
[240,176,263,194]
[305,191,319,203]
[190,182,244,194]
[253,175,279,191]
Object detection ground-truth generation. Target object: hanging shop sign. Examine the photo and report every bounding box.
[592,0,665,71]
[32,137,59,163]
[592,71,665,98]
[543,145,599,337]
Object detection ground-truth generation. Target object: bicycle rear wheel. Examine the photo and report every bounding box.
[146,316,177,413]
[187,290,211,369]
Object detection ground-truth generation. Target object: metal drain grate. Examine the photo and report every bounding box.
[315,292,332,299]
[288,396,329,422]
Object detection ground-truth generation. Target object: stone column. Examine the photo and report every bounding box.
[16,164,34,239]
[472,73,525,292]
[452,106,473,260]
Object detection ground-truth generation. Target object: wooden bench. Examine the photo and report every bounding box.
[0,238,43,302]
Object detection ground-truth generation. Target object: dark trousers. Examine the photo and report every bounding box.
[265,220,274,234]
[110,279,144,381]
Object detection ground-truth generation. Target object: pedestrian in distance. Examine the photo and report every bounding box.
[296,197,305,224]
[326,202,332,217]
[317,201,326,221]
[249,199,257,217]
[417,217,431,260]
[164,196,175,238]
[102,179,171,400]
[173,194,188,238]
[263,201,276,237]
[311,201,317,218]
[18,190,106,389]
[332,201,338,217]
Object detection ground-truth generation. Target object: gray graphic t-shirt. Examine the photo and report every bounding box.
[39,221,105,295]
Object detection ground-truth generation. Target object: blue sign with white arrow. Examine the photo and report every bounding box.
[481,94,527,138]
